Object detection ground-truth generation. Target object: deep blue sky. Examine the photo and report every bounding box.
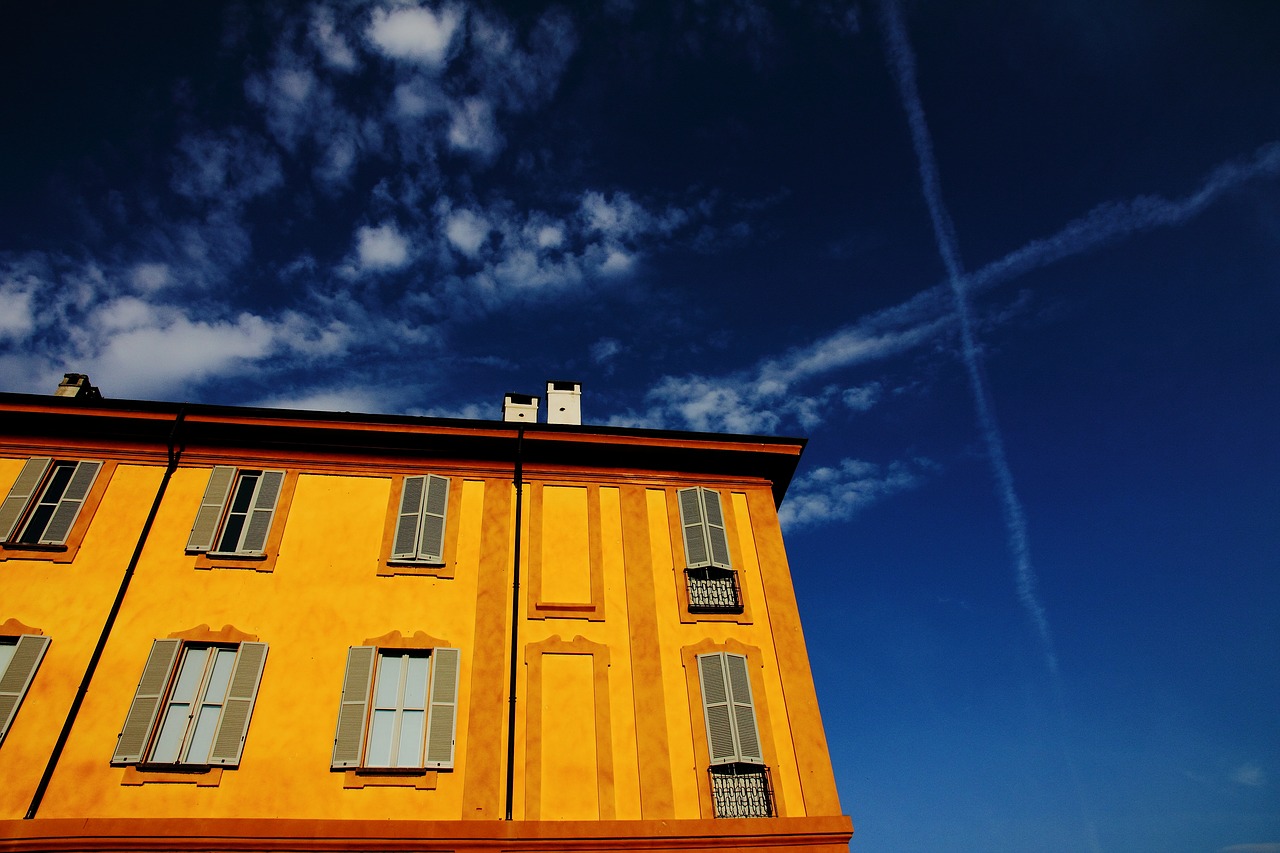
[2,2,1278,850]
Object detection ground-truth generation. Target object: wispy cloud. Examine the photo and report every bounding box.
[1231,763,1267,788]
[779,457,934,531]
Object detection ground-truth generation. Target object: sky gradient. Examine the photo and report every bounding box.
[2,2,1279,851]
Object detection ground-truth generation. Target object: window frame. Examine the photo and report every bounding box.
[112,633,268,770]
[331,633,460,775]
[378,476,459,578]
[0,457,115,563]
[669,487,752,623]
[187,466,297,572]
[0,622,51,747]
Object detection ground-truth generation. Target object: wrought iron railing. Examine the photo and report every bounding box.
[685,568,743,613]
[709,764,774,818]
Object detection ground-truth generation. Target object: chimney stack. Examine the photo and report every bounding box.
[502,393,539,423]
[545,380,582,425]
[54,373,102,401]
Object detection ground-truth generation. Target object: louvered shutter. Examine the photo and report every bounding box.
[698,653,738,764]
[0,635,51,744]
[417,475,450,563]
[187,466,236,552]
[39,460,102,545]
[392,477,425,560]
[0,457,52,541]
[238,471,284,555]
[424,647,460,768]
[208,642,268,766]
[724,653,762,763]
[678,487,710,568]
[113,639,181,764]
[331,646,375,768]
[701,488,732,569]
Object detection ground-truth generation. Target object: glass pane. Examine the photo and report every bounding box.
[185,704,222,764]
[171,648,209,702]
[41,463,76,504]
[0,643,14,674]
[150,703,190,763]
[229,474,259,513]
[216,514,246,552]
[366,709,394,766]
[373,655,401,709]
[403,657,429,710]
[396,710,425,767]
[204,648,236,702]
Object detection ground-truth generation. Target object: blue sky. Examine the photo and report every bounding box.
[2,2,1278,850]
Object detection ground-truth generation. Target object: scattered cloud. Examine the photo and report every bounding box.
[778,457,934,530]
[367,4,462,68]
[354,223,412,271]
[1231,763,1267,788]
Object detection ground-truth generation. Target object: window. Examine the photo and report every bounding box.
[0,458,102,547]
[0,633,51,746]
[331,645,460,771]
[186,466,286,557]
[112,640,268,768]
[678,487,742,614]
[390,475,450,564]
[697,652,773,818]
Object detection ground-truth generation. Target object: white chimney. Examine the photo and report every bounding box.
[502,393,539,423]
[545,380,581,425]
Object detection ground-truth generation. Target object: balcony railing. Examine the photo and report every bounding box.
[685,568,743,613]
[709,764,774,818]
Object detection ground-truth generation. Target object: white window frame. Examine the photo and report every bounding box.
[390,475,451,564]
[0,458,102,546]
[697,651,764,766]
[0,634,52,746]
[677,487,733,570]
[186,466,286,557]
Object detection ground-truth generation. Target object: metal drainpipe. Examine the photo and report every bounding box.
[503,425,525,821]
[25,407,186,819]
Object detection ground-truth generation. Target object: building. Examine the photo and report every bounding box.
[0,377,853,852]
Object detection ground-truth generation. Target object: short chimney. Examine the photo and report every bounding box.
[54,373,102,401]
[545,380,581,425]
[502,393,539,423]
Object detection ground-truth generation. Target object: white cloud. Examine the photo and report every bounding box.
[591,338,622,364]
[598,247,635,275]
[367,5,461,67]
[444,209,490,257]
[310,6,358,71]
[447,97,502,158]
[355,223,412,271]
[0,280,36,342]
[842,382,882,412]
[129,263,172,293]
[1231,763,1267,788]
[778,457,933,530]
[170,130,283,207]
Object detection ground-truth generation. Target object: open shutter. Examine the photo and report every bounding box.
[392,477,426,560]
[724,653,762,763]
[698,653,739,764]
[678,487,710,568]
[208,642,268,766]
[424,647,460,768]
[113,639,181,764]
[239,471,285,555]
[0,635,52,745]
[332,646,375,768]
[701,489,732,569]
[0,457,52,541]
[40,460,102,545]
[417,475,450,563]
[187,466,236,552]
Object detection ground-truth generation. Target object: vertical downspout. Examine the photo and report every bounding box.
[25,407,186,819]
[504,425,525,821]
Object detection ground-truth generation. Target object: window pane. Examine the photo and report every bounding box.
[0,642,15,674]
[151,702,191,763]
[185,704,223,764]
[216,514,246,552]
[403,656,429,710]
[366,709,395,766]
[204,648,236,702]
[396,709,425,767]
[373,656,401,709]
[228,474,259,513]
[171,648,209,702]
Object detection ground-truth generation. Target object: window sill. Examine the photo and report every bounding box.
[0,542,74,564]
[193,552,274,572]
[121,766,223,787]
[378,561,453,578]
[342,769,439,789]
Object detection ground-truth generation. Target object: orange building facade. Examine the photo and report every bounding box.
[0,386,852,852]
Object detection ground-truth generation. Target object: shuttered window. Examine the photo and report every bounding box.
[331,645,460,771]
[390,475,450,563]
[112,640,268,767]
[0,458,102,546]
[186,466,286,556]
[677,487,732,570]
[0,634,51,745]
[697,652,763,765]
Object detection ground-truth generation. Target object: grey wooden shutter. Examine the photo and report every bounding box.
[417,475,450,563]
[724,653,762,763]
[392,476,426,560]
[208,642,268,766]
[40,460,102,545]
[0,457,52,541]
[424,647,460,768]
[331,646,376,768]
[678,487,710,568]
[187,466,236,552]
[698,653,738,764]
[0,635,51,745]
[238,471,284,555]
[701,488,732,569]
[113,639,182,764]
